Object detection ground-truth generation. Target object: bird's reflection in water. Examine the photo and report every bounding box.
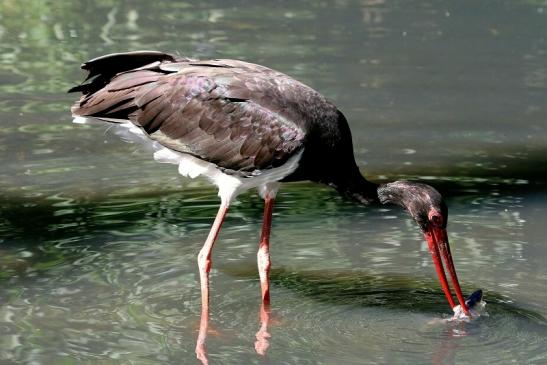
[193,299,473,365]
[195,301,272,364]
[254,302,272,356]
[431,322,473,365]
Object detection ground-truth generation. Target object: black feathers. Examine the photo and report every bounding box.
[70,51,312,176]
[68,51,176,95]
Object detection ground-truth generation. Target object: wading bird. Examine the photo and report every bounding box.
[70,50,470,360]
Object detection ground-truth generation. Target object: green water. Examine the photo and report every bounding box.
[1,1,546,364]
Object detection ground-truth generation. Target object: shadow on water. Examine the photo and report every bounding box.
[225,266,547,325]
[1,179,546,285]
[220,265,547,365]
[1,175,546,239]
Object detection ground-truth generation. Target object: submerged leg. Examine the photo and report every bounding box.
[196,306,210,365]
[196,203,229,364]
[257,196,275,304]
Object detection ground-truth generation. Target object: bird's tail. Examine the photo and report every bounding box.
[68,50,176,95]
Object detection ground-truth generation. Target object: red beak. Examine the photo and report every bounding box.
[424,227,470,316]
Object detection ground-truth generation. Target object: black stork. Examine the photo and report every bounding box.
[69,51,470,336]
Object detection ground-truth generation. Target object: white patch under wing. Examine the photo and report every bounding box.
[73,116,303,205]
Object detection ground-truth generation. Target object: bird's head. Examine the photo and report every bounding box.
[378,180,470,315]
[378,181,447,232]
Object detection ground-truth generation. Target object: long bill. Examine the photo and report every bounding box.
[424,228,470,316]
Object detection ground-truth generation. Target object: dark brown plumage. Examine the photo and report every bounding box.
[70,52,344,178]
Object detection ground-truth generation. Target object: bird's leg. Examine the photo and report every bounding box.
[196,306,209,365]
[257,196,275,304]
[254,193,276,357]
[197,202,229,308]
[195,203,229,364]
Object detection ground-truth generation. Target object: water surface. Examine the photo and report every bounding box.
[1,1,546,364]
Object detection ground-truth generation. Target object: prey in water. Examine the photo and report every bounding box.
[452,289,487,321]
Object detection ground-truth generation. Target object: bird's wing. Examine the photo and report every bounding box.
[71,61,306,176]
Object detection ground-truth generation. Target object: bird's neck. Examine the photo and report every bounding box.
[329,170,380,205]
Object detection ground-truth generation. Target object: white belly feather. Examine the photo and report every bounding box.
[73,116,302,205]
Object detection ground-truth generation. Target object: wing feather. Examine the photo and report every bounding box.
[72,59,307,176]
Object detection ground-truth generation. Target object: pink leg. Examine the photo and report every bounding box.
[257,197,274,304]
[196,306,210,365]
[255,197,275,356]
[195,203,229,365]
